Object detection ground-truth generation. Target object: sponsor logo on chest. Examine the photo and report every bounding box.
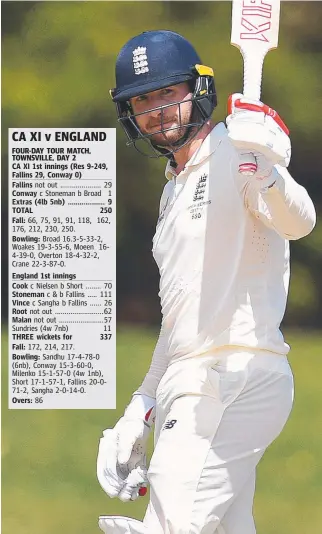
[193,172,208,201]
[188,172,211,220]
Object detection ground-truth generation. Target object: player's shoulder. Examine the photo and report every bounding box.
[207,122,236,154]
[217,121,237,151]
[209,121,240,166]
[158,179,174,212]
[161,178,175,196]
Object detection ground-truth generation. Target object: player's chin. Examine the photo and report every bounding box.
[150,129,184,146]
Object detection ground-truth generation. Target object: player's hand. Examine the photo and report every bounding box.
[97,394,155,502]
[226,93,291,175]
[97,424,148,502]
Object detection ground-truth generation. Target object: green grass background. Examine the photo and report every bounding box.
[2,327,322,534]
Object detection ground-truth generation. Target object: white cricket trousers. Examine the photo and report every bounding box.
[143,348,294,534]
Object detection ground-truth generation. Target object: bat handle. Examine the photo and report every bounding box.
[242,51,265,103]
[239,51,266,175]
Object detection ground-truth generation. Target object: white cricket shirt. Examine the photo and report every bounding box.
[150,123,315,364]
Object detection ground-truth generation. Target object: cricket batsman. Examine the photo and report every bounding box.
[96,30,316,534]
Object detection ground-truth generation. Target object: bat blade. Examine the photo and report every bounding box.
[231,0,281,100]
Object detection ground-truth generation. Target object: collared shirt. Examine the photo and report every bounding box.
[164,122,224,181]
[150,122,315,366]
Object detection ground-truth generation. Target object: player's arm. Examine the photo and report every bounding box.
[244,165,316,240]
[135,320,169,397]
[96,321,169,502]
[227,93,316,240]
[135,180,172,398]
[97,185,171,503]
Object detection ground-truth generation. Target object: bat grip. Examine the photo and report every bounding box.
[239,51,265,175]
[242,51,265,102]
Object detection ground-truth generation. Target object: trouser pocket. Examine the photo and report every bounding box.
[206,365,249,406]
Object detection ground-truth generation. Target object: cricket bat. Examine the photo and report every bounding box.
[230,0,281,174]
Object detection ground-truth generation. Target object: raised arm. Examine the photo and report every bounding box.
[244,164,316,240]
[227,93,316,240]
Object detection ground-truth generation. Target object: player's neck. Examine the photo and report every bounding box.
[173,120,215,175]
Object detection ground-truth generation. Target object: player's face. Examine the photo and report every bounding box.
[130,82,193,146]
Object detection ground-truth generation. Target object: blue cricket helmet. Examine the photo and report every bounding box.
[113,30,205,101]
[111,30,217,158]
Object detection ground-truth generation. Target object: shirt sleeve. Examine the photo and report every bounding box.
[135,321,169,398]
[134,183,173,398]
[159,180,174,214]
[244,165,316,240]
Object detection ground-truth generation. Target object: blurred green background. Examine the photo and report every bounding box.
[1,2,322,534]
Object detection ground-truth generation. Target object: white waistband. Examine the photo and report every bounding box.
[169,347,292,375]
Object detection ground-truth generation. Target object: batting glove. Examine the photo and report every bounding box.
[97,394,155,502]
[226,93,291,180]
